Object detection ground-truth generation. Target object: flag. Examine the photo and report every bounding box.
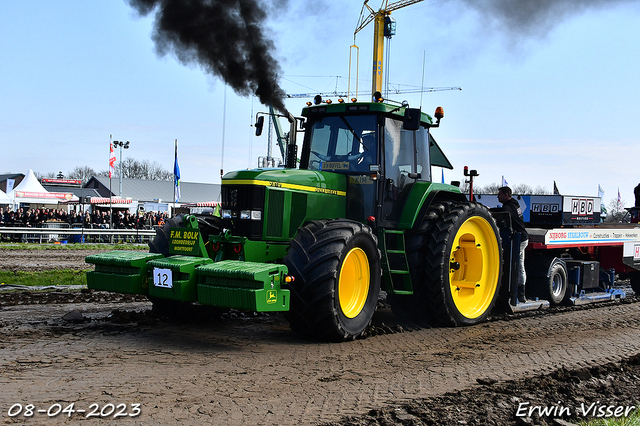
[174,139,181,202]
[501,176,508,187]
[108,139,116,178]
[618,188,621,205]
[553,181,560,195]
[441,169,445,184]
[598,184,605,199]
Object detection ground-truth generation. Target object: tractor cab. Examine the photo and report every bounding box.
[299,100,451,225]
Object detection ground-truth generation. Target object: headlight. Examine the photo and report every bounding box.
[240,210,251,220]
[251,210,262,220]
[222,209,232,219]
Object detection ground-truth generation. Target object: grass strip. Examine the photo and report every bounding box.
[0,270,88,287]
[578,405,639,425]
[0,243,145,250]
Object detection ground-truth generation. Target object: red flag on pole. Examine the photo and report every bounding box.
[109,139,116,178]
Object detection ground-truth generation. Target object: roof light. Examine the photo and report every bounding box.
[306,102,312,106]
[351,98,357,103]
[338,98,344,103]
[434,106,444,119]
[325,99,332,104]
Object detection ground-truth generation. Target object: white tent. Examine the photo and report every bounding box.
[7,169,78,205]
[0,188,11,204]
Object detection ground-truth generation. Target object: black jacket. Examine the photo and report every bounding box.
[494,198,528,241]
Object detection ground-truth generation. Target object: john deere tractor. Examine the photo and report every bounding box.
[86,96,503,342]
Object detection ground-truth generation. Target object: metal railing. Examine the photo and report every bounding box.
[0,226,157,244]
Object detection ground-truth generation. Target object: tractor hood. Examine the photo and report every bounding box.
[222,168,347,196]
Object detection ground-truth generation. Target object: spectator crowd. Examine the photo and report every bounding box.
[1,207,169,229]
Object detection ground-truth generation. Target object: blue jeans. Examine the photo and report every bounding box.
[518,239,528,286]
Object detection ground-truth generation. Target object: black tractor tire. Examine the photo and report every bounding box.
[149,215,185,256]
[387,200,453,324]
[416,201,503,326]
[630,272,640,295]
[283,219,382,342]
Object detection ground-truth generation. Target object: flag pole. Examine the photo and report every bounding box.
[173,139,181,217]
[109,134,113,230]
[173,139,176,214]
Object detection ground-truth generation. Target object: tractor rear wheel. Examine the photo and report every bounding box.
[422,202,503,326]
[283,219,382,342]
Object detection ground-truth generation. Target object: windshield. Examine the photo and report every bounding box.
[306,115,377,173]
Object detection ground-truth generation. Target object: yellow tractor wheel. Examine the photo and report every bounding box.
[425,201,503,326]
[283,219,382,341]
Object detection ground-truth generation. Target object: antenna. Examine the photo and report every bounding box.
[420,50,426,109]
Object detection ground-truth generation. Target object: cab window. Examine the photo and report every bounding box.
[306,115,377,173]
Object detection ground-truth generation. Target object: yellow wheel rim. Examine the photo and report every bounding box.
[338,247,370,318]
[448,216,501,319]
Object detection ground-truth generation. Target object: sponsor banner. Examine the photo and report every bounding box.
[526,195,563,225]
[546,229,640,246]
[562,196,600,224]
[90,197,133,204]
[41,178,82,186]
[14,191,74,200]
[169,228,201,255]
[478,195,600,226]
[622,240,640,258]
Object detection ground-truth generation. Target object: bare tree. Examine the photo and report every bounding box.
[472,182,551,195]
[474,183,501,195]
[604,197,628,223]
[34,171,56,179]
[68,166,97,183]
[113,158,172,181]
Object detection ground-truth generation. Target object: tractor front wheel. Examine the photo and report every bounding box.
[283,219,382,342]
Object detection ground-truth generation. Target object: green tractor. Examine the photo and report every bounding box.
[86,96,503,342]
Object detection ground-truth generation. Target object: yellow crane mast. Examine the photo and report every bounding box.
[354,0,424,97]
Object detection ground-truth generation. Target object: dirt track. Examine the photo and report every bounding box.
[1,249,640,425]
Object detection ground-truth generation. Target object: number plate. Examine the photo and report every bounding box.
[153,268,173,289]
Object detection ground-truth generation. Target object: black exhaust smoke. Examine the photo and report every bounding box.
[127,0,287,113]
[459,0,635,36]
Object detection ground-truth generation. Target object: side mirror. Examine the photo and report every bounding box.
[255,116,265,136]
[403,108,421,131]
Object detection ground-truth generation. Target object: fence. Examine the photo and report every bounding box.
[0,224,157,244]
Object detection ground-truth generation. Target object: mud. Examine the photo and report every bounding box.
[0,248,116,272]
[0,248,639,425]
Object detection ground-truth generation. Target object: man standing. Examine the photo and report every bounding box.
[493,186,529,303]
[634,183,640,207]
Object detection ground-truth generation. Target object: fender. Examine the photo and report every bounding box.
[397,182,466,229]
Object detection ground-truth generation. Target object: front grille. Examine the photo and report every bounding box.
[221,185,265,239]
[266,190,284,238]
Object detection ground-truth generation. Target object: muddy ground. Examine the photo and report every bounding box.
[1,248,639,425]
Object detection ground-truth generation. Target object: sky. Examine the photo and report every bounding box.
[1,0,639,206]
